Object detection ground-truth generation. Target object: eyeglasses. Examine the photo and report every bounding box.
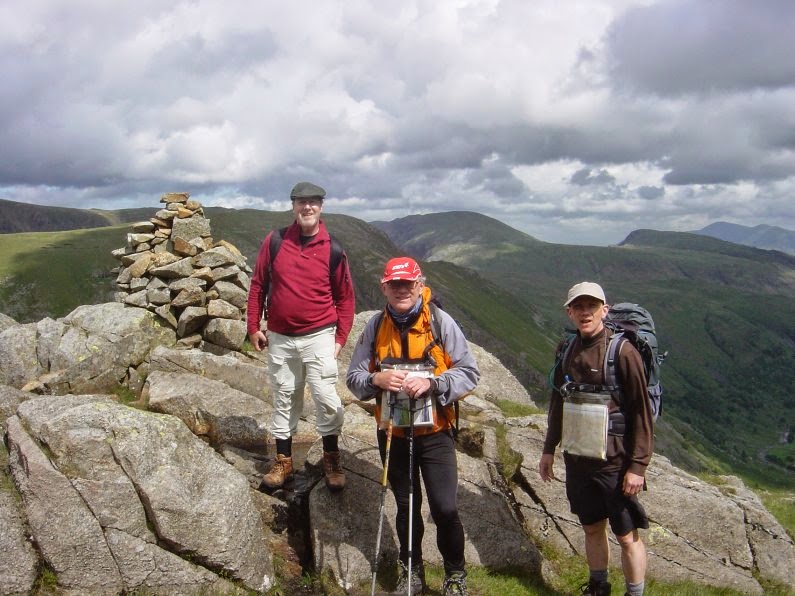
[385,280,420,290]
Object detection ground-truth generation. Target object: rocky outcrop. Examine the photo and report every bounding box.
[0,312,16,334]
[0,309,793,595]
[0,302,175,393]
[0,438,37,595]
[144,370,272,449]
[5,394,273,594]
[110,192,251,351]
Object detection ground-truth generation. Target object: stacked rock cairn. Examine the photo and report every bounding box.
[111,192,252,351]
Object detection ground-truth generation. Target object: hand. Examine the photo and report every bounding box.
[401,375,432,399]
[539,453,556,482]
[623,471,645,496]
[372,369,409,393]
[249,331,268,351]
[334,342,342,359]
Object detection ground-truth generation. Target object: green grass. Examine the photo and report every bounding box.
[494,423,524,482]
[0,226,123,321]
[496,399,544,418]
[31,566,59,595]
[111,384,139,404]
[359,554,772,595]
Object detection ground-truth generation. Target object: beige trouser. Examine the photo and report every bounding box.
[266,326,343,439]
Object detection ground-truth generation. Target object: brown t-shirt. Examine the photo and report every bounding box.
[543,326,654,475]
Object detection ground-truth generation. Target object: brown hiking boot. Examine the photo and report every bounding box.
[260,454,293,490]
[322,450,346,492]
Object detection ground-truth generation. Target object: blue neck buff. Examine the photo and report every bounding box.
[388,296,423,326]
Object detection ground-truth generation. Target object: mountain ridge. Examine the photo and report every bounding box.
[693,220,795,255]
[1,201,793,498]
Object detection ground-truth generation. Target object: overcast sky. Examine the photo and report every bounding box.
[2,0,794,245]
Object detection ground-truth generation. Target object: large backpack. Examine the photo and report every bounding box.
[551,302,667,422]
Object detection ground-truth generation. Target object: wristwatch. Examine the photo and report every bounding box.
[366,372,378,390]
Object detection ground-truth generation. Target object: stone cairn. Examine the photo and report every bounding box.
[110,192,252,351]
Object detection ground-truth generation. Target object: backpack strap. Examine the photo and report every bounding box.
[548,334,576,393]
[267,227,288,279]
[328,233,344,275]
[425,300,463,438]
[370,310,386,371]
[269,226,344,277]
[603,332,625,391]
[265,226,344,315]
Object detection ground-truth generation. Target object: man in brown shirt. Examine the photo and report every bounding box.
[539,282,653,596]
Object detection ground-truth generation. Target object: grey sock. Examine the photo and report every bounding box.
[589,569,608,584]
[626,580,645,595]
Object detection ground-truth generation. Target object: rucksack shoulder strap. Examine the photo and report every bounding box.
[369,309,386,368]
[604,332,625,389]
[547,333,576,391]
[270,226,344,278]
[328,233,344,275]
[267,226,289,272]
[427,300,444,349]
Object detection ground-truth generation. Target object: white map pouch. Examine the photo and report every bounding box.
[561,391,611,460]
[379,362,436,428]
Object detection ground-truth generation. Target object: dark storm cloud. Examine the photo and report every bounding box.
[605,0,795,96]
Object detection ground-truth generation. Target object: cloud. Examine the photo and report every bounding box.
[0,0,794,247]
[604,0,795,96]
[637,185,665,200]
[570,167,617,186]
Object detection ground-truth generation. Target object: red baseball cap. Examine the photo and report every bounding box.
[381,257,423,283]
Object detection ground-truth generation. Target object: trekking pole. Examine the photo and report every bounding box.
[370,395,395,596]
[406,396,416,596]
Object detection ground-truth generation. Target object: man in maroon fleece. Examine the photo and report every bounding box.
[246,182,355,492]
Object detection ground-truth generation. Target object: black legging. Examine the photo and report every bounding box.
[377,428,465,574]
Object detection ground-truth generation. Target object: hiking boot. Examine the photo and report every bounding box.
[393,561,425,595]
[322,450,346,492]
[441,571,468,596]
[580,579,611,596]
[260,454,293,490]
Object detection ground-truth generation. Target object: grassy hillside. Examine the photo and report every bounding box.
[0,227,122,320]
[375,212,795,488]
[2,205,793,496]
[0,197,182,233]
[0,198,112,233]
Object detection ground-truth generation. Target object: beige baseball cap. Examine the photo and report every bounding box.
[563,281,606,306]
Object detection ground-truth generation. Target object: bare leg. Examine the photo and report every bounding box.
[615,529,646,584]
[583,520,609,570]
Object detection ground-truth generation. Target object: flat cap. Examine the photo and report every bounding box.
[290,181,326,200]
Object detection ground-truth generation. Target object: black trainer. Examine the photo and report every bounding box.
[580,579,611,595]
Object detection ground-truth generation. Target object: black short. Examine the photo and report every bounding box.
[565,461,649,536]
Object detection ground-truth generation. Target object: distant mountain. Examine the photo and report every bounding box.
[0,198,153,233]
[1,204,794,492]
[694,221,795,255]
